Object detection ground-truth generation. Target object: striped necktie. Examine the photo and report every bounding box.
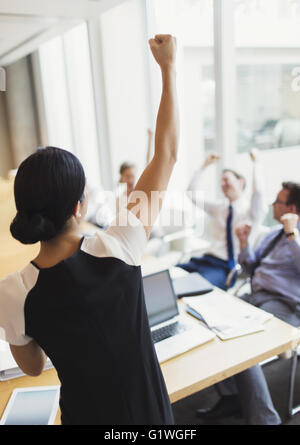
[226,204,235,270]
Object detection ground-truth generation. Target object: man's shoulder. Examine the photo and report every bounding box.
[267,224,282,234]
[260,224,282,243]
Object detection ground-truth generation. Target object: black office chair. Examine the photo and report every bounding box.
[287,348,300,418]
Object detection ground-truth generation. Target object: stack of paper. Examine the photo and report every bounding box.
[183,290,273,340]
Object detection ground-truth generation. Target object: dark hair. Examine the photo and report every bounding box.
[10,147,86,244]
[222,169,246,190]
[119,162,135,175]
[282,181,300,214]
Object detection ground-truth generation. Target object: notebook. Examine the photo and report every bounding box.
[183,289,273,340]
[172,272,213,298]
[143,270,216,363]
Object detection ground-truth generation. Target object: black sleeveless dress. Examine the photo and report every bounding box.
[0,210,174,425]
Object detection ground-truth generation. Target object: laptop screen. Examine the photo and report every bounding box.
[143,270,179,327]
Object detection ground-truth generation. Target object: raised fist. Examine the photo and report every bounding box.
[235,223,252,249]
[147,128,154,138]
[280,213,299,235]
[149,34,177,69]
[202,153,221,169]
[249,148,260,163]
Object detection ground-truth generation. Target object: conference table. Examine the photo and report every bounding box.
[0,225,300,425]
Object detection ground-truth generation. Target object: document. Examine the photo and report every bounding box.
[183,289,273,340]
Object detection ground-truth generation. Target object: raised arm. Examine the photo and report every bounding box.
[127,35,179,238]
[146,128,154,165]
[235,223,258,275]
[249,148,267,226]
[187,153,221,215]
[281,213,300,273]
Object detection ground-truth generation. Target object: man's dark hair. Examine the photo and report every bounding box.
[222,169,246,190]
[282,181,300,214]
[119,162,135,175]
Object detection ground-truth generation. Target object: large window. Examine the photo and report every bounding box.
[235,0,300,153]
[234,0,300,222]
[100,0,215,190]
[34,0,300,228]
[150,0,215,188]
[237,64,300,152]
[38,22,101,187]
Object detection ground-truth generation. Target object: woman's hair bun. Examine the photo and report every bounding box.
[10,211,57,245]
[11,147,86,245]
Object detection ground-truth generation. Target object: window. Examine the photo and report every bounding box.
[237,64,300,152]
[150,0,215,188]
[234,0,300,224]
[38,22,101,187]
[235,0,300,153]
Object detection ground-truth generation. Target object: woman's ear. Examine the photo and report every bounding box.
[74,201,82,219]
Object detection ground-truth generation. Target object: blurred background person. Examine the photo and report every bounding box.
[177,148,267,290]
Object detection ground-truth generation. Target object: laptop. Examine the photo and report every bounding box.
[143,270,216,363]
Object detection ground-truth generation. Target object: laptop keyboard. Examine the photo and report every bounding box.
[151,321,191,344]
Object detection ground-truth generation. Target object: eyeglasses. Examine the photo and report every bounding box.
[273,199,289,206]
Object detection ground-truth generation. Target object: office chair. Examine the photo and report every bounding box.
[233,274,300,419]
[225,264,242,289]
[287,348,300,418]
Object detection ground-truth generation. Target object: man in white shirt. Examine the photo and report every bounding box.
[178,149,267,290]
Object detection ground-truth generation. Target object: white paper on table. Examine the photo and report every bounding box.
[183,289,273,340]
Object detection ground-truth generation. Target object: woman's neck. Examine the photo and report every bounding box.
[33,224,83,269]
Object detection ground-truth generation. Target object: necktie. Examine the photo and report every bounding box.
[252,228,284,277]
[226,205,235,270]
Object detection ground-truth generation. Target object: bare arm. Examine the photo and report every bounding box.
[10,340,47,377]
[127,35,179,238]
[146,128,154,165]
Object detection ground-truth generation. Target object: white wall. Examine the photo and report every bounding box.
[99,0,152,186]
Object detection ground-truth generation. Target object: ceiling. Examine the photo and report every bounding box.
[0,0,125,66]
[0,14,71,65]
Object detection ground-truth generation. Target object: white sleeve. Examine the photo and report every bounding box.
[0,271,34,346]
[82,209,148,267]
[249,161,268,226]
[187,168,220,216]
[105,209,148,266]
